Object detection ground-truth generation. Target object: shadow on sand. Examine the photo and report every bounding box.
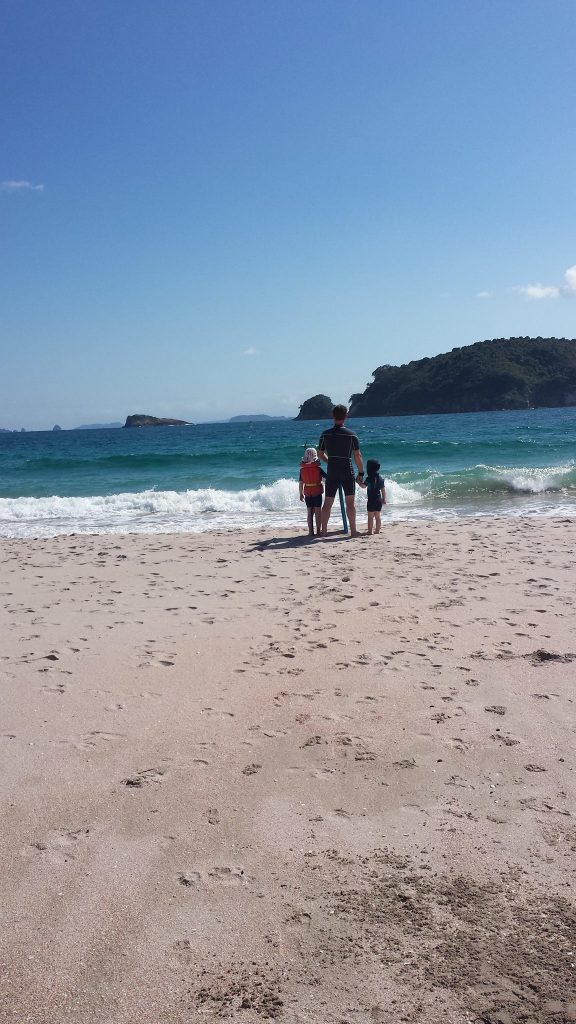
[247,533,359,552]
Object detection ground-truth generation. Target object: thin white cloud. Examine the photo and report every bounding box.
[1,180,44,192]
[476,290,492,299]
[516,263,576,300]
[562,265,576,295]
[242,346,257,356]
[517,283,560,300]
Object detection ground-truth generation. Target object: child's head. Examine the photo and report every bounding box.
[366,459,380,477]
[302,447,318,463]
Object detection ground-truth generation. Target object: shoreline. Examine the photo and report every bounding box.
[0,496,575,541]
[1,516,575,1022]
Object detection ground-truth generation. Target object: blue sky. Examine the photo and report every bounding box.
[1,0,575,429]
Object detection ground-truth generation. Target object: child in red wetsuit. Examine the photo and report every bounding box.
[298,447,325,536]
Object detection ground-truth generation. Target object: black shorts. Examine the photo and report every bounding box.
[325,472,355,498]
[304,493,322,508]
[367,500,383,513]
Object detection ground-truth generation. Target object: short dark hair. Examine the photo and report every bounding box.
[332,404,348,421]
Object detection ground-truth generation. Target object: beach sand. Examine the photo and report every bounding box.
[1,517,575,1024]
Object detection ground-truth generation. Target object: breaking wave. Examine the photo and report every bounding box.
[0,478,421,538]
[0,464,573,538]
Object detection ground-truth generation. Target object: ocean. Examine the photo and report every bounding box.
[0,408,574,537]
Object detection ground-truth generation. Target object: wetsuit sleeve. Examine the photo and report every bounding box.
[352,434,360,450]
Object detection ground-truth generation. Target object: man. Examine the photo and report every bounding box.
[318,404,364,537]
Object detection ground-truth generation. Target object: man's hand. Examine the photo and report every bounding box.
[300,494,304,502]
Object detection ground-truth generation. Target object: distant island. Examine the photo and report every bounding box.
[123,414,193,428]
[229,414,288,422]
[76,422,123,430]
[294,395,333,421]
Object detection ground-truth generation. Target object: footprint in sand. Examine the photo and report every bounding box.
[122,766,166,787]
[490,732,520,746]
[178,866,247,887]
[55,731,125,751]
[178,871,202,886]
[208,866,246,885]
[41,682,67,694]
[25,827,89,865]
[443,736,470,752]
[287,765,336,779]
[333,808,352,819]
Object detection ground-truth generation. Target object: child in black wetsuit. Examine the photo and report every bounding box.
[358,459,386,534]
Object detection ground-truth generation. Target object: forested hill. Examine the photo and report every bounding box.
[348,338,576,417]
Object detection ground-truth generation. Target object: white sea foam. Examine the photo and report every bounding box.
[0,478,424,538]
[384,479,422,503]
[481,462,575,494]
[0,473,572,538]
[0,480,302,537]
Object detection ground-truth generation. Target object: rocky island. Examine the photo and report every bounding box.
[123,414,193,428]
[294,394,333,421]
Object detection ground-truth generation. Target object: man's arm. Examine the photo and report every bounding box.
[354,448,364,475]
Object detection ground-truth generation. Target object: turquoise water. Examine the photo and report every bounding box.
[0,408,574,536]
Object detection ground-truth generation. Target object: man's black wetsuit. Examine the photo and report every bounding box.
[318,424,360,497]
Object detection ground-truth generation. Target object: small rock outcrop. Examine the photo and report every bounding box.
[52,424,62,432]
[123,414,192,428]
[294,395,333,421]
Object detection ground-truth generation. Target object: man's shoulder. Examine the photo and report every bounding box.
[327,424,357,437]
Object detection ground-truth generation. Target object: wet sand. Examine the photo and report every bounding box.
[0,516,575,1024]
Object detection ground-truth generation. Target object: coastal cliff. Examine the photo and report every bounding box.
[348,338,576,417]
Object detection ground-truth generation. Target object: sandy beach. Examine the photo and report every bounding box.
[1,516,575,1024]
